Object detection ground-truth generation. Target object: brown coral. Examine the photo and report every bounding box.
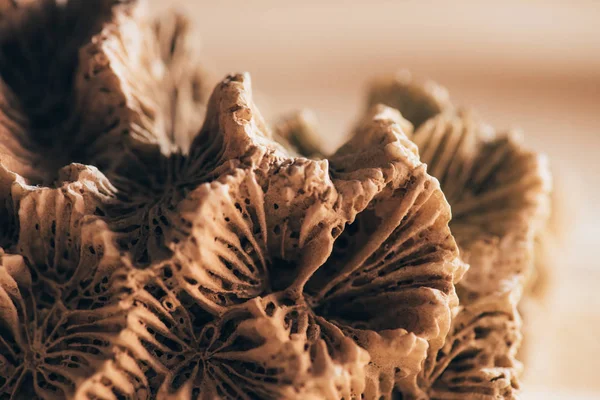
[0,217,132,398]
[0,1,467,399]
[367,74,551,398]
[0,0,553,398]
[367,71,452,130]
[0,0,131,184]
[273,110,324,158]
[70,75,465,400]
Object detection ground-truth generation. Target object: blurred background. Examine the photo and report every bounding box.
[149,1,600,398]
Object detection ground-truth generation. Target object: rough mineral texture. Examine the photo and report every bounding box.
[0,1,553,399]
[0,1,472,399]
[367,73,551,399]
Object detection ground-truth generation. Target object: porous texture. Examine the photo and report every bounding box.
[67,77,465,400]
[0,2,467,399]
[0,0,553,398]
[367,74,551,399]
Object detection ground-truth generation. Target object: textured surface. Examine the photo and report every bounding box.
[367,74,551,399]
[0,1,470,399]
[162,1,596,396]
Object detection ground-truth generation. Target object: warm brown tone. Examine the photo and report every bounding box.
[0,1,551,399]
[365,73,551,398]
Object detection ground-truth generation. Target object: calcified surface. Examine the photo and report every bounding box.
[367,72,551,399]
[0,1,473,399]
[0,0,553,399]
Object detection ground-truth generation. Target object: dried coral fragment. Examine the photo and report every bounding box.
[0,2,476,397]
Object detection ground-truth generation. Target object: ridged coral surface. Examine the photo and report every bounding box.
[367,72,551,399]
[0,1,550,400]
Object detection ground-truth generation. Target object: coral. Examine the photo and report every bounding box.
[69,76,465,400]
[0,1,551,399]
[0,2,466,399]
[367,74,551,399]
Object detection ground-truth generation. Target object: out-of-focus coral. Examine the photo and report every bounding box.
[367,73,551,399]
[273,109,324,158]
[0,0,133,185]
[0,2,467,399]
[424,289,523,399]
[367,70,452,130]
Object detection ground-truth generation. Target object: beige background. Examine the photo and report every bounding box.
[149,1,600,398]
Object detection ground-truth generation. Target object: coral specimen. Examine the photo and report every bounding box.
[69,76,465,400]
[367,73,551,398]
[0,1,551,399]
[0,2,469,399]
